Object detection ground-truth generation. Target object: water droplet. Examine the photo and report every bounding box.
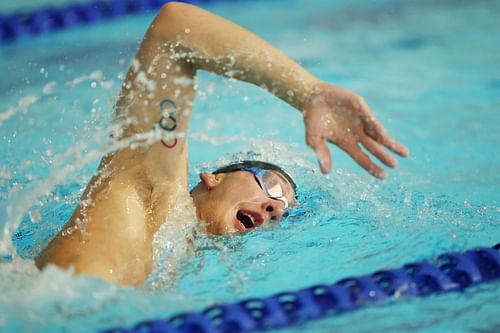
[29,209,41,223]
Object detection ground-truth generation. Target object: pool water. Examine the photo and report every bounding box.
[1,0,499,332]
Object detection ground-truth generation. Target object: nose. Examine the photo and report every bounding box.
[261,199,285,221]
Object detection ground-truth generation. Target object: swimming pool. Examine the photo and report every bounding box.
[1,0,499,332]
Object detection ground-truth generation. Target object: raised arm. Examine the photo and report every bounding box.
[136,2,408,179]
[116,1,320,182]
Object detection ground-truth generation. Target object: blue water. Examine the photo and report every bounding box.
[1,0,499,332]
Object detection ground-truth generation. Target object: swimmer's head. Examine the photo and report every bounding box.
[190,161,297,234]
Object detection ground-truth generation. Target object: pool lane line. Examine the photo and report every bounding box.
[0,0,237,45]
[101,242,500,333]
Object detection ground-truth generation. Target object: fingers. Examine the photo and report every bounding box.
[385,137,410,157]
[306,134,332,174]
[343,143,387,179]
[375,129,410,157]
[360,135,398,168]
[364,121,409,156]
[357,100,410,158]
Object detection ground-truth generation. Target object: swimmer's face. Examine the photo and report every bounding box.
[190,170,296,234]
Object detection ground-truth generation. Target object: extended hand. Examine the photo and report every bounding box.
[303,83,409,179]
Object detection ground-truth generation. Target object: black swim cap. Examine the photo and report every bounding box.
[213,160,297,195]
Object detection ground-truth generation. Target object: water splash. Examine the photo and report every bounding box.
[0,106,186,257]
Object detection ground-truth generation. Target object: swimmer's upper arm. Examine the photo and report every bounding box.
[37,171,153,286]
[111,2,200,178]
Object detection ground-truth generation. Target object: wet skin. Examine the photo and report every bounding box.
[190,170,296,234]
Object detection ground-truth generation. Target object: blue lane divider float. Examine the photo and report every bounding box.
[101,243,500,333]
[0,0,227,44]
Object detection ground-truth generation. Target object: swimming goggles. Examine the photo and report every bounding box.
[213,160,297,209]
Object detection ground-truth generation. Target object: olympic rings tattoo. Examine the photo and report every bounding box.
[161,138,178,148]
[158,99,178,149]
[158,99,177,132]
[159,115,177,131]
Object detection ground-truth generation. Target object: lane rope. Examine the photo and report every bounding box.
[101,243,500,333]
[0,0,224,44]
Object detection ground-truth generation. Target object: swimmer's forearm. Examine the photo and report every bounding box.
[152,2,320,111]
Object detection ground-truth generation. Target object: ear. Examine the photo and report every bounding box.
[199,172,223,190]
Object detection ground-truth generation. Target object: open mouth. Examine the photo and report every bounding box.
[236,210,263,230]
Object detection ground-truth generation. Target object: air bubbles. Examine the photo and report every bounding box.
[43,81,56,95]
[90,82,97,89]
[205,119,217,130]
[21,160,31,169]
[206,83,215,95]
[100,80,114,89]
[66,70,103,88]
[197,90,207,100]
[28,210,41,223]
[184,28,191,34]
[0,166,12,180]
[131,58,140,72]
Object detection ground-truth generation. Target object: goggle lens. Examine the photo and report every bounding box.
[261,171,283,198]
[256,170,288,209]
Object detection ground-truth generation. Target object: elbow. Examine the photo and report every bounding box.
[158,1,190,16]
[155,2,199,31]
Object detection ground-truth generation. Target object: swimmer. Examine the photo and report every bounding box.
[35,2,409,286]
